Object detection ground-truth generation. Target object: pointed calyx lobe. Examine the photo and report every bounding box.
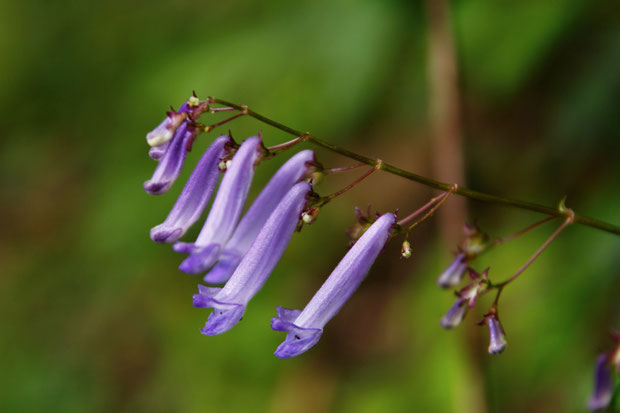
[193,182,313,336]
[272,212,396,358]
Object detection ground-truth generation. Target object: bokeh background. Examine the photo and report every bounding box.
[1,0,619,412]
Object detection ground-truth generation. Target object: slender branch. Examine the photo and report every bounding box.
[495,211,575,287]
[208,97,620,236]
[325,162,366,175]
[407,184,457,231]
[397,194,446,227]
[320,164,380,205]
[490,216,556,247]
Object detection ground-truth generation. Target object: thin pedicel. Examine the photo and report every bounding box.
[208,97,620,236]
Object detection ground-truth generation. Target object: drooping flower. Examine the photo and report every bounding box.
[588,354,614,411]
[439,268,488,329]
[150,135,232,243]
[436,252,467,288]
[143,121,197,195]
[484,312,507,354]
[440,298,468,329]
[192,181,312,335]
[174,136,262,274]
[203,149,316,284]
[146,103,189,149]
[436,223,489,288]
[271,212,396,358]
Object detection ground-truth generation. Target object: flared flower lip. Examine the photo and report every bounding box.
[271,212,396,358]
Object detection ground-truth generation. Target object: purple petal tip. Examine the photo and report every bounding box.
[178,244,221,274]
[143,180,172,195]
[150,227,183,243]
[271,312,322,358]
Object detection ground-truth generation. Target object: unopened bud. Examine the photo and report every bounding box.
[401,240,412,259]
[301,206,320,225]
[309,171,324,185]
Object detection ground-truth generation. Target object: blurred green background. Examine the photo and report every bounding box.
[1,0,619,412]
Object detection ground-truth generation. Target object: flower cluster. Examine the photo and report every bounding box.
[433,223,510,354]
[144,97,397,357]
[144,95,616,408]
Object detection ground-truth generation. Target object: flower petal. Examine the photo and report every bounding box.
[203,149,315,283]
[143,122,195,195]
[588,355,613,411]
[436,253,467,288]
[272,212,395,358]
[192,182,312,335]
[150,135,231,243]
[177,136,262,273]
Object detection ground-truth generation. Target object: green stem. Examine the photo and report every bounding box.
[209,97,620,236]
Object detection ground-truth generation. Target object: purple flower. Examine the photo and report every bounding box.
[440,269,488,329]
[193,182,312,335]
[174,136,262,274]
[436,252,467,288]
[146,103,189,154]
[485,312,507,354]
[203,149,316,284]
[271,212,396,358]
[440,298,468,329]
[149,135,232,243]
[588,354,614,411]
[143,121,197,195]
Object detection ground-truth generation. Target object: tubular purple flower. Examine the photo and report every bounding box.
[271,212,396,359]
[486,313,507,354]
[203,150,316,283]
[175,136,262,273]
[436,252,467,288]
[150,135,232,243]
[588,354,614,411]
[192,181,312,336]
[146,103,189,151]
[143,121,197,195]
[440,298,468,329]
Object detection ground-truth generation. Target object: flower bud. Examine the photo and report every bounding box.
[401,240,412,259]
[485,313,507,354]
[309,171,324,185]
[301,206,320,225]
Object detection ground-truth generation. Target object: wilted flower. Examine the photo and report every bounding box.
[150,135,232,243]
[271,212,396,358]
[588,354,614,411]
[203,149,316,283]
[193,182,312,335]
[174,136,262,274]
